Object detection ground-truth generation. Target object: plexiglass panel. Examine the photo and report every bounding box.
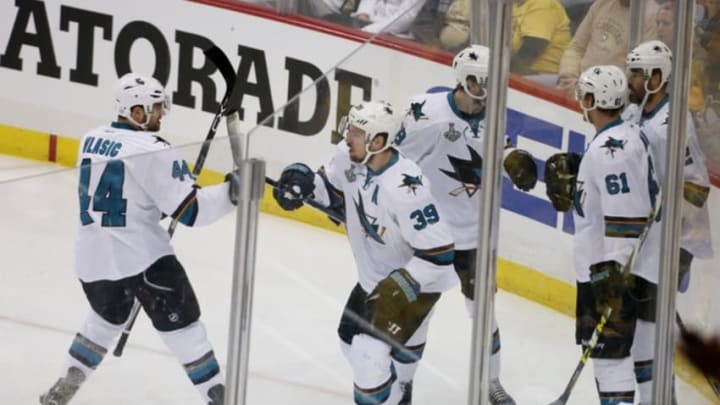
[1,0,719,404]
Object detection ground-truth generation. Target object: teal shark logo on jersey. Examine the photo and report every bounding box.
[409,101,428,121]
[440,145,483,197]
[601,137,627,157]
[398,174,423,195]
[353,191,385,244]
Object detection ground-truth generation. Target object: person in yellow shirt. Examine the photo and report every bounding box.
[510,0,572,86]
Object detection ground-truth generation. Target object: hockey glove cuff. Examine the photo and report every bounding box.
[273,163,316,211]
[226,170,241,205]
[366,268,420,340]
[544,152,581,211]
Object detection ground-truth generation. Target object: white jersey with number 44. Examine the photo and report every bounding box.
[75,123,234,282]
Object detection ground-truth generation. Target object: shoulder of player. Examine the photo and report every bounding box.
[80,126,160,152]
[96,125,172,149]
[402,91,451,128]
[586,122,646,163]
[377,155,429,199]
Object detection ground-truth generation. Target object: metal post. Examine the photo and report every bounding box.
[224,156,266,405]
[468,1,512,404]
[652,1,694,404]
[628,0,646,49]
[470,0,490,47]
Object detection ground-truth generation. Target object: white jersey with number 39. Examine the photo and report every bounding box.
[75,123,234,282]
[312,144,458,294]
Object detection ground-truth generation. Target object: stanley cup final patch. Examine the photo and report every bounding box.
[345,166,358,182]
[444,123,461,142]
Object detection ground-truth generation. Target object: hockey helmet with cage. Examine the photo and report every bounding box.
[452,44,490,100]
[626,40,673,88]
[576,65,628,121]
[114,73,171,127]
[340,100,402,163]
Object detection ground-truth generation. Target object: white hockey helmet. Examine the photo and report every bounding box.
[452,44,490,100]
[114,73,171,126]
[576,65,628,110]
[342,100,402,162]
[626,40,673,88]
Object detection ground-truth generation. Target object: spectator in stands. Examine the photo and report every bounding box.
[698,0,720,34]
[651,2,707,115]
[350,0,427,37]
[556,0,659,93]
[510,0,572,86]
[410,0,453,47]
[695,17,720,163]
[438,0,470,51]
[560,0,593,35]
[296,0,361,26]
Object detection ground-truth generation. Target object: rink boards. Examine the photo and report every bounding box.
[1,1,719,400]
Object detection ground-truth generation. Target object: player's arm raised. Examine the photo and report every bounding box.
[140,142,235,227]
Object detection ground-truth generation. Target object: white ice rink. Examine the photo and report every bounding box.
[0,155,711,404]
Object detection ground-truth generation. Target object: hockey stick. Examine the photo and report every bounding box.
[166,45,237,237]
[112,45,237,357]
[675,312,720,399]
[548,192,661,405]
[264,176,346,224]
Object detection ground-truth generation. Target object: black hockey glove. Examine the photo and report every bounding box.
[226,170,241,205]
[366,268,420,340]
[589,260,628,310]
[544,152,581,212]
[273,163,315,211]
[504,149,537,191]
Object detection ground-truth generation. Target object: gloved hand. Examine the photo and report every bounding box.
[504,149,537,191]
[589,260,628,309]
[273,163,315,211]
[226,170,240,205]
[544,152,582,211]
[366,268,420,340]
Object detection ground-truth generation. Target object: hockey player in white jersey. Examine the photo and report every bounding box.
[392,44,538,405]
[272,100,457,404]
[626,39,714,286]
[624,39,714,404]
[547,65,662,404]
[39,73,239,405]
